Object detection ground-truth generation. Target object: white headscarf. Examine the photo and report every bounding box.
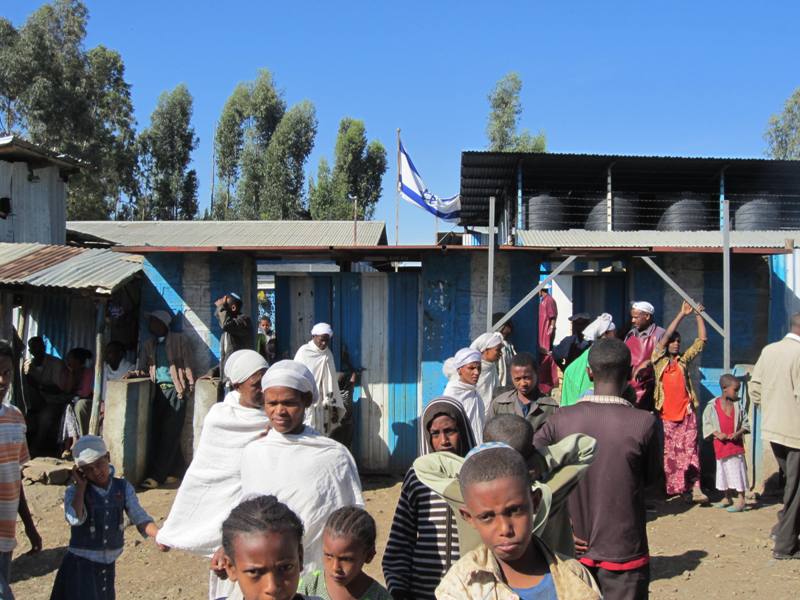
[311,322,334,337]
[442,347,482,380]
[632,301,655,315]
[470,332,504,353]
[582,313,616,342]
[225,350,268,385]
[261,360,320,405]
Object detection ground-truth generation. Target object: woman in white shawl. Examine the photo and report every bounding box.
[239,359,364,576]
[293,322,345,435]
[443,348,485,444]
[156,349,269,600]
[470,331,504,407]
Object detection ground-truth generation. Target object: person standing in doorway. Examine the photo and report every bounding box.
[132,311,195,490]
[255,316,275,364]
[294,323,345,435]
[750,313,800,559]
[491,313,516,393]
[625,301,666,411]
[538,286,559,394]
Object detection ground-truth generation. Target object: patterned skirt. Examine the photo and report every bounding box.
[662,411,701,495]
[716,454,748,493]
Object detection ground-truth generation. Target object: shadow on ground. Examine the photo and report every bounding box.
[11,546,66,583]
[650,549,708,581]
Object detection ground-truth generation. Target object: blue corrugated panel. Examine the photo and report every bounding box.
[337,273,363,460]
[420,254,472,406]
[388,273,420,471]
[274,277,291,360]
[769,254,788,343]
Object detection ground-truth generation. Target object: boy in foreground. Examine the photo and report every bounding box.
[435,444,600,599]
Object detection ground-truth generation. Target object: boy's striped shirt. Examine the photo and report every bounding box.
[0,404,29,552]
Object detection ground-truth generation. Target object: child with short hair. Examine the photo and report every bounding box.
[298,506,390,599]
[50,435,166,599]
[702,374,751,512]
[222,495,317,600]
[435,445,601,599]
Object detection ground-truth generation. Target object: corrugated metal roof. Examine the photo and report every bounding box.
[0,243,143,294]
[516,229,800,249]
[459,151,800,226]
[0,135,81,171]
[67,220,388,248]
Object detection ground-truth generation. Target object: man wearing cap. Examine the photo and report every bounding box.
[214,292,254,381]
[293,323,345,436]
[131,311,195,490]
[625,301,666,411]
[553,312,592,371]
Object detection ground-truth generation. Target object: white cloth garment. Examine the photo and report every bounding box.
[632,301,655,315]
[470,332,504,353]
[156,391,269,557]
[497,338,516,390]
[293,341,344,434]
[239,426,364,575]
[261,360,319,404]
[582,313,616,342]
[101,357,134,399]
[715,455,748,493]
[443,379,485,444]
[311,322,334,337]
[225,349,268,385]
[475,359,499,407]
[443,348,481,381]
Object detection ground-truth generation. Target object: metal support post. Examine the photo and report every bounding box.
[492,255,578,332]
[721,169,731,371]
[517,161,523,231]
[606,164,614,232]
[89,299,107,436]
[487,196,496,331]
[638,256,725,337]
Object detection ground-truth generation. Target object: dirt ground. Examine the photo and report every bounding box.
[10,476,800,599]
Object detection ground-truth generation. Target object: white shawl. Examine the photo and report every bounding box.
[293,341,344,434]
[156,391,269,556]
[476,359,499,408]
[240,426,364,575]
[443,379,485,444]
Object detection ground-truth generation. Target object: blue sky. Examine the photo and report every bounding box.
[5,1,799,243]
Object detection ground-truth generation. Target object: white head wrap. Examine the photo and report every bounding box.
[261,359,320,404]
[632,301,655,315]
[225,350,268,385]
[470,332,504,353]
[454,348,481,369]
[582,313,616,342]
[311,322,333,337]
[73,435,108,467]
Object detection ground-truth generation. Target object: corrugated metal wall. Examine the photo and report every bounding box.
[274,272,421,472]
[0,163,66,245]
[18,292,95,359]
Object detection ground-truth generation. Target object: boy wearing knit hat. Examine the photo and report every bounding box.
[50,436,167,599]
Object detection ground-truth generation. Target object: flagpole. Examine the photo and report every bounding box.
[396,128,401,247]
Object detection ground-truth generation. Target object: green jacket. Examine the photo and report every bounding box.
[413,433,597,557]
[486,390,559,432]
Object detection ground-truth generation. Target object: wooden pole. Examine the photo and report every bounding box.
[89,298,107,436]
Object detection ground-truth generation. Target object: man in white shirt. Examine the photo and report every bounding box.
[101,341,134,399]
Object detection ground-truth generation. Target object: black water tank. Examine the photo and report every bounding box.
[585,195,639,231]
[733,195,782,230]
[526,193,565,230]
[657,192,715,231]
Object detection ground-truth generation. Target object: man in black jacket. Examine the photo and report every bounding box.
[213,293,254,386]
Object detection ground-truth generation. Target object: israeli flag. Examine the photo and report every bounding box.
[398,141,461,221]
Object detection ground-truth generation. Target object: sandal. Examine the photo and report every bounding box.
[140,478,159,490]
[726,504,748,513]
[713,501,732,509]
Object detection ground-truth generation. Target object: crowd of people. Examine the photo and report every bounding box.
[0,288,797,599]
